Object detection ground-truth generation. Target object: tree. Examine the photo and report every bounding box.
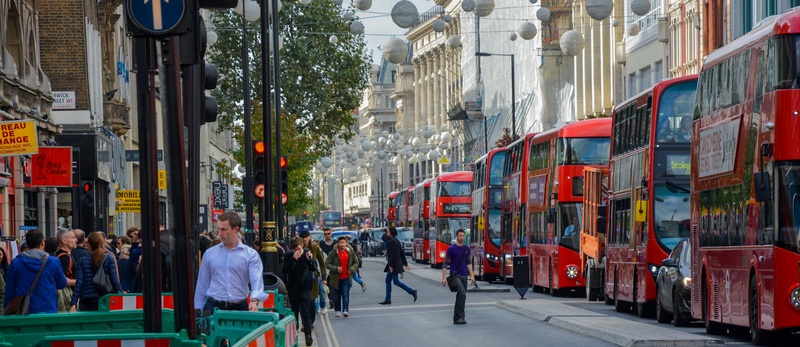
[494,127,518,148]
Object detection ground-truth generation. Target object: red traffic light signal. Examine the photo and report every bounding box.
[280,156,287,168]
[254,140,265,154]
[83,182,93,192]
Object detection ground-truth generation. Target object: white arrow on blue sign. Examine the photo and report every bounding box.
[129,0,185,35]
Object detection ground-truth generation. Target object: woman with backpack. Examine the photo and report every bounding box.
[69,232,122,311]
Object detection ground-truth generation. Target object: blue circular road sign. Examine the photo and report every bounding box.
[128,0,185,35]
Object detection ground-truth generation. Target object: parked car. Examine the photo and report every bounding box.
[655,238,693,327]
[367,228,385,256]
[396,227,414,256]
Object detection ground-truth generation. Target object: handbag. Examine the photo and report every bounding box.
[4,258,47,315]
[93,256,114,295]
[446,247,468,293]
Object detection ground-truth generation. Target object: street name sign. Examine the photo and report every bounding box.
[128,0,185,35]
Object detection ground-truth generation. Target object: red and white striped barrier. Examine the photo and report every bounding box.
[245,329,275,347]
[246,293,275,309]
[50,339,170,347]
[107,295,174,311]
[284,322,296,347]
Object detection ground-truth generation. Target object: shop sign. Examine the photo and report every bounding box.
[31,147,72,187]
[0,120,38,157]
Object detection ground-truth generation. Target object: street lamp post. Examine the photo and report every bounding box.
[475,52,516,140]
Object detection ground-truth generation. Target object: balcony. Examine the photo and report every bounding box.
[103,100,131,136]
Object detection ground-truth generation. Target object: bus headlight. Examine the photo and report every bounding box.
[439,251,446,259]
[566,265,579,279]
[682,277,692,288]
[426,249,430,254]
[791,288,800,309]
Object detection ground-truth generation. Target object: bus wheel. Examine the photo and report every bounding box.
[549,264,560,297]
[703,272,726,335]
[749,275,773,345]
[655,284,672,324]
[586,267,599,301]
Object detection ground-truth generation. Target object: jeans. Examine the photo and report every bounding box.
[352,271,364,285]
[331,278,351,312]
[453,274,468,322]
[384,272,413,301]
[202,299,248,312]
[316,278,327,312]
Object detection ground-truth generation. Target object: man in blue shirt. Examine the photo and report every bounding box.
[563,218,580,237]
[194,212,268,312]
[440,229,475,325]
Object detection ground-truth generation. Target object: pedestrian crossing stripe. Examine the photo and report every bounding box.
[51,339,170,347]
[246,329,275,347]
[107,295,174,310]
[284,321,297,347]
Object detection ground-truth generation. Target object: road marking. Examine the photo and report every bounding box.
[323,311,340,347]
[334,306,495,319]
[347,301,495,312]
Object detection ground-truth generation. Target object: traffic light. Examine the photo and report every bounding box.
[80,181,94,206]
[303,211,308,220]
[280,156,288,204]
[253,140,265,201]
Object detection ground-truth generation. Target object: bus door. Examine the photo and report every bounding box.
[502,212,513,277]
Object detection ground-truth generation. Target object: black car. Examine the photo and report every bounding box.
[655,238,693,326]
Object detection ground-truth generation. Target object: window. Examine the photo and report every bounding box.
[558,138,610,165]
[439,181,471,197]
[696,49,750,118]
[528,142,550,171]
[657,81,697,142]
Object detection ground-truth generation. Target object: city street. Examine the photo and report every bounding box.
[308,258,800,347]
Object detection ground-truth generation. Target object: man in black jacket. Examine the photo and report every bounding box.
[70,229,91,262]
[282,236,315,346]
[379,227,417,305]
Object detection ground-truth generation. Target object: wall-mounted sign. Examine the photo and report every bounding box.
[0,120,38,157]
[212,181,228,209]
[52,92,76,110]
[115,190,141,213]
[125,149,164,162]
[31,147,72,187]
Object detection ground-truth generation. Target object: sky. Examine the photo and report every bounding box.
[352,0,440,64]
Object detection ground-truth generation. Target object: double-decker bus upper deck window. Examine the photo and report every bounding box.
[656,82,696,143]
[562,138,610,165]
[490,151,506,185]
[389,197,395,207]
[696,49,751,118]
[439,181,471,197]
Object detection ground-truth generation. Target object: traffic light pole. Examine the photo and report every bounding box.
[271,0,283,243]
[134,36,163,334]
[259,0,279,277]
[242,16,255,240]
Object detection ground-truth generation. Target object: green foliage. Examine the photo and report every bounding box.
[206,1,370,215]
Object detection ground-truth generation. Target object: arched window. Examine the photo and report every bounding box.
[7,1,23,76]
[27,28,37,71]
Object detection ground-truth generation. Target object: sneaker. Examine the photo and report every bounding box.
[343,310,349,317]
[361,282,367,292]
[334,311,341,317]
[454,319,467,325]
[321,308,327,314]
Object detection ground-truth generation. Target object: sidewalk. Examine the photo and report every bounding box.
[362,257,510,293]
[495,300,723,346]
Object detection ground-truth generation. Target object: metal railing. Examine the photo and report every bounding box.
[629,0,661,31]
[409,5,444,31]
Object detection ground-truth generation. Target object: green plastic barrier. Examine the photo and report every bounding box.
[275,316,298,347]
[0,310,176,347]
[204,310,282,347]
[230,323,276,347]
[32,331,201,347]
[100,290,289,315]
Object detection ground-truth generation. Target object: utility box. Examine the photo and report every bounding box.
[513,256,530,298]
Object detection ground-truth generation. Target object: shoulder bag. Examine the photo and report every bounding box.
[4,258,47,315]
[93,255,115,295]
[446,247,467,293]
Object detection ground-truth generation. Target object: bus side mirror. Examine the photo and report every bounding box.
[547,207,556,224]
[754,171,771,202]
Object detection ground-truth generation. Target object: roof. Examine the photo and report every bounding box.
[436,171,473,182]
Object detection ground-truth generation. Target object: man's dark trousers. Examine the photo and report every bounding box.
[290,292,314,331]
[453,274,468,322]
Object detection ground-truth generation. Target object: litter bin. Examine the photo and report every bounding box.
[513,256,530,299]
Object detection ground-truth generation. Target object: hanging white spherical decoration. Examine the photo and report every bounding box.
[316,162,323,170]
[391,0,419,29]
[611,19,620,27]
[357,148,365,157]
[207,31,218,45]
[626,23,641,36]
[427,149,439,161]
[529,0,538,3]
[433,134,441,143]
[391,156,400,166]
[354,0,372,11]
[397,127,406,135]
[243,1,260,21]
[559,30,585,56]
[404,145,413,153]
[235,0,246,14]
[393,133,402,140]
[320,167,328,174]
[585,0,614,21]
[343,11,355,21]
[333,0,343,5]
[345,152,353,159]
[432,19,446,33]
[461,0,475,12]
[377,150,387,159]
[361,140,373,151]
[536,7,551,21]
[407,154,416,164]
[446,35,460,49]
[441,131,453,143]
[378,136,387,144]
[371,140,376,148]
[509,32,518,41]
[398,149,406,157]
[268,0,282,14]
[299,0,311,4]
[451,128,459,138]
[383,38,409,64]
[518,21,537,40]
[359,162,366,169]
[423,128,435,138]
[350,21,365,34]
[474,0,495,17]
[420,143,430,153]
[349,168,358,177]
[443,14,452,23]
[630,0,651,16]
[321,157,334,168]
[412,137,422,147]
[405,149,414,158]
[329,35,339,44]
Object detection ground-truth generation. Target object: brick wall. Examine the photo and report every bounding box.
[38,0,89,110]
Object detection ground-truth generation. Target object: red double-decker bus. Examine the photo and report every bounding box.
[413,179,432,263]
[406,186,415,228]
[397,188,408,227]
[500,134,536,282]
[604,75,698,318]
[690,11,800,344]
[527,118,612,295]
[387,191,399,227]
[470,148,506,282]
[430,171,473,268]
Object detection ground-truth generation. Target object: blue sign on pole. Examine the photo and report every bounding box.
[128,0,185,35]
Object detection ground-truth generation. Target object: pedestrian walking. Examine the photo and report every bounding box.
[282,236,316,346]
[116,235,132,292]
[54,229,78,312]
[44,237,59,256]
[440,229,475,325]
[345,236,366,292]
[194,212,268,312]
[319,228,336,255]
[71,230,91,262]
[0,247,7,312]
[70,232,122,311]
[379,227,417,305]
[4,229,67,314]
[299,230,326,321]
[324,237,358,317]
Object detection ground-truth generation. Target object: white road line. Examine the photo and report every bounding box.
[346,301,495,311]
[331,306,496,319]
